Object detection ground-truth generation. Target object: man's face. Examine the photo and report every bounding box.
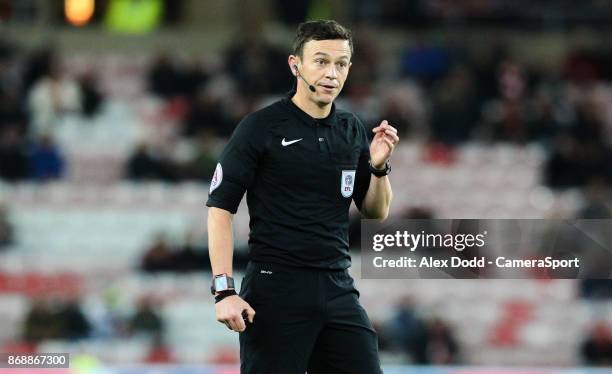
[294,39,352,106]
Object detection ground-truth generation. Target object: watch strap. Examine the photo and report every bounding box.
[369,160,391,177]
[214,289,237,303]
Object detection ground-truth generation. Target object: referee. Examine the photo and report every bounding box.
[207,20,398,373]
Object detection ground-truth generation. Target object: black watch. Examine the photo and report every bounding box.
[211,273,235,295]
[369,160,391,177]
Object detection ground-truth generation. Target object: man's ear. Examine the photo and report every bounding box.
[288,55,299,77]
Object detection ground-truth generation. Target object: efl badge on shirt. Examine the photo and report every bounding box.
[209,163,223,194]
[341,170,356,198]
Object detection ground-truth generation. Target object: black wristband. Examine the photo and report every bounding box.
[369,160,391,177]
[214,289,237,303]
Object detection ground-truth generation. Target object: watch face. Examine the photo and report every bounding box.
[214,277,229,292]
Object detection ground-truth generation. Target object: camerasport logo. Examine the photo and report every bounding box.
[210,163,223,194]
[341,170,356,198]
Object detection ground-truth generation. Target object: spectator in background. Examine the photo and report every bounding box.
[371,320,391,352]
[225,35,291,97]
[89,288,128,340]
[21,47,55,96]
[569,91,605,144]
[399,36,451,87]
[578,178,612,219]
[0,88,27,136]
[78,71,104,118]
[141,234,175,272]
[341,28,379,121]
[1,45,29,136]
[378,81,427,138]
[174,232,207,272]
[0,126,29,181]
[581,322,612,366]
[581,279,612,300]
[527,85,565,145]
[0,202,13,248]
[545,132,583,188]
[426,317,460,364]
[56,296,91,341]
[480,60,530,143]
[182,131,218,181]
[387,296,429,364]
[564,41,603,84]
[177,58,209,101]
[128,296,164,338]
[147,53,208,101]
[430,65,478,144]
[125,143,176,182]
[546,133,612,189]
[575,141,611,189]
[147,53,182,99]
[28,134,65,181]
[182,93,233,138]
[27,61,82,137]
[470,42,508,105]
[23,298,60,343]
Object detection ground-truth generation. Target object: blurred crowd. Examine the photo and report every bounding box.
[139,233,249,274]
[375,296,460,365]
[22,294,164,343]
[13,291,612,366]
[0,42,96,182]
[1,29,610,190]
[371,296,612,366]
[17,293,173,363]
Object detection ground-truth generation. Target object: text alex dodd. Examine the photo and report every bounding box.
[373,256,488,268]
[373,256,580,269]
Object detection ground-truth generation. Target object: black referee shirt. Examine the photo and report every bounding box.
[206,91,371,270]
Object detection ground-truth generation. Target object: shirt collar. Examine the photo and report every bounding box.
[281,90,338,127]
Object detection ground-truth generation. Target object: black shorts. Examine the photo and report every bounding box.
[238,261,383,374]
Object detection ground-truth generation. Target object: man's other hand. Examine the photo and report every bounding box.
[215,295,256,332]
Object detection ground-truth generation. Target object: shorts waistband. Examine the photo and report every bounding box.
[248,261,347,274]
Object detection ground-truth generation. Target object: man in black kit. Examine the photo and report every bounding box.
[207,19,399,373]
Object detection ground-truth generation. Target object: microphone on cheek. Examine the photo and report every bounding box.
[293,65,316,92]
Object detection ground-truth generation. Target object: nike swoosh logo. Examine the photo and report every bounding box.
[281,138,303,146]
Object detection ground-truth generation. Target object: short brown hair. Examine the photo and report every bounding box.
[292,20,353,58]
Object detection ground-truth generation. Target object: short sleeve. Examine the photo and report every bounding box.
[352,118,371,210]
[206,114,265,214]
